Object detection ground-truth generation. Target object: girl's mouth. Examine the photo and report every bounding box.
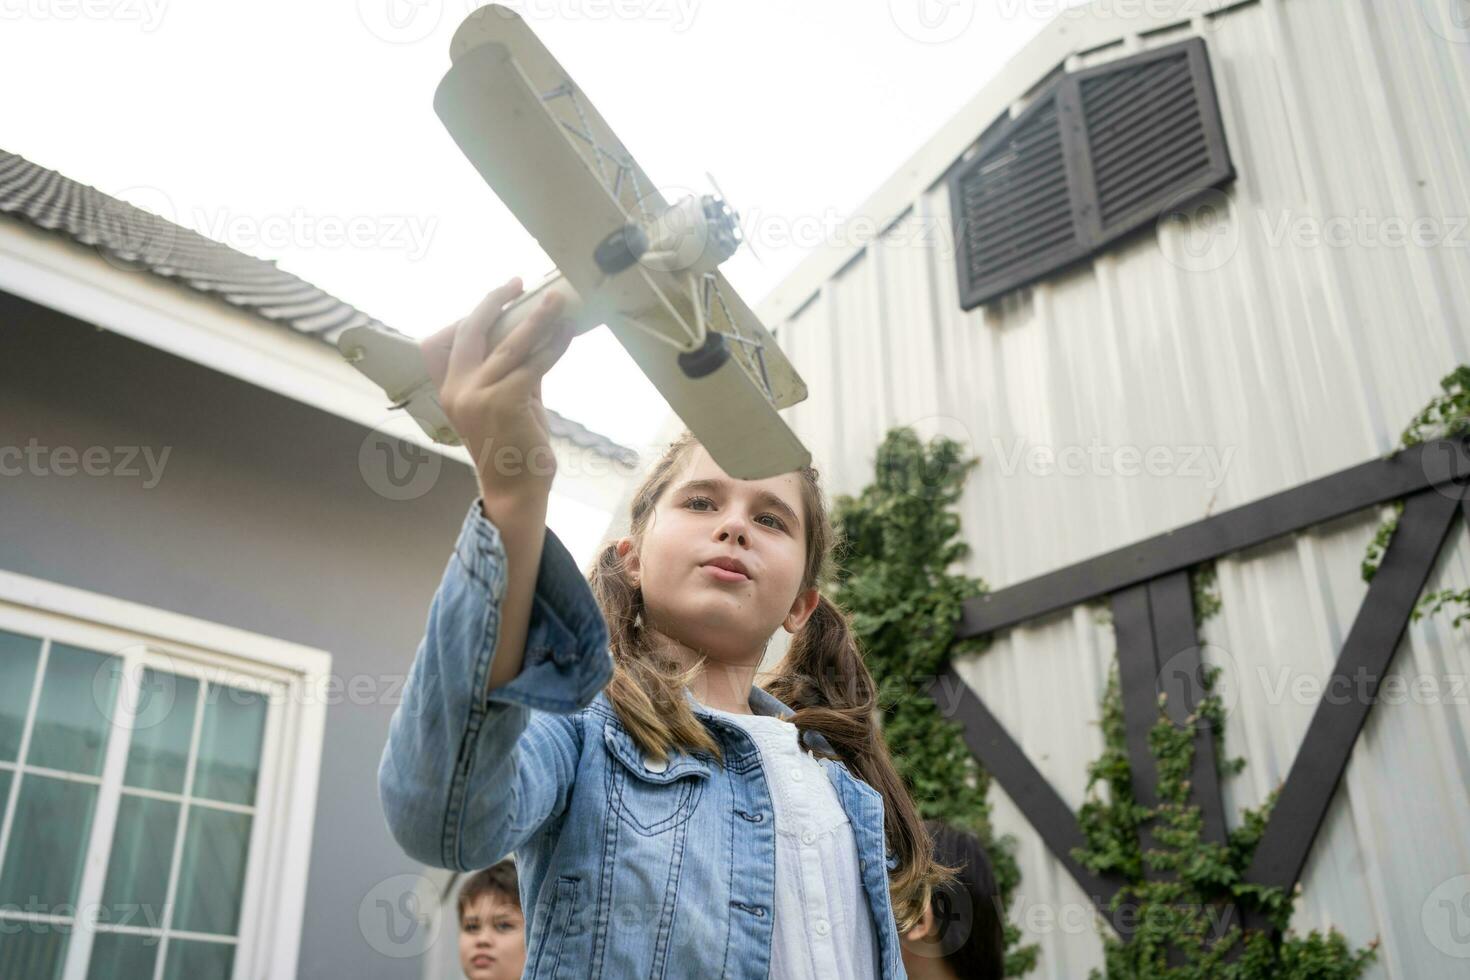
[703,564,750,582]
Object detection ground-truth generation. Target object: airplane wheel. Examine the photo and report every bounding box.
[594,224,649,275]
[678,330,729,379]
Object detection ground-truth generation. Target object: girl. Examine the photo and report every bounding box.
[379,278,946,978]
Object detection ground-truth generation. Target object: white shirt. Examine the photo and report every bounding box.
[706,706,880,980]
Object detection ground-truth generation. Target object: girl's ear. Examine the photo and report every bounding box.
[783,587,821,633]
[616,537,640,586]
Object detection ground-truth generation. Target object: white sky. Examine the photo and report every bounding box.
[1,0,1077,560]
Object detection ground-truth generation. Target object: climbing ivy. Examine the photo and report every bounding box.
[836,427,1382,976]
[1071,568,1378,978]
[1363,366,1470,631]
[828,428,1037,976]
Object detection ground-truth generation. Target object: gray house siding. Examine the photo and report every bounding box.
[2,289,480,980]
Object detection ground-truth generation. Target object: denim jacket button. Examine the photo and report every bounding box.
[644,753,669,774]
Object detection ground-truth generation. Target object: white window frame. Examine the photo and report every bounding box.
[0,569,330,980]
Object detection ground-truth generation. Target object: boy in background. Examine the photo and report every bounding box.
[457,859,526,980]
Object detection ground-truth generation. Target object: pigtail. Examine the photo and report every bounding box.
[764,593,948,934]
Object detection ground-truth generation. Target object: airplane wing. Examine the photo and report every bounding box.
[344,3,812,480]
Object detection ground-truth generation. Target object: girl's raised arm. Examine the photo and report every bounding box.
[377,494,611,870]
[376,278,612,870]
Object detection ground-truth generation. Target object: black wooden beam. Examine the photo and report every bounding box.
[1113,583,1165,824]
[927,668,1128,933]
[1148,570,1229,849]
[1241,485,1467,930]
[1113,573,1241,959]
[960,438,1470,638]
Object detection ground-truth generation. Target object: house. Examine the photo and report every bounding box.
[757,0,1470,976]
[0,148,640,979]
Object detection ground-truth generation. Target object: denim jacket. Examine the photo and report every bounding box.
[378,499,908,979]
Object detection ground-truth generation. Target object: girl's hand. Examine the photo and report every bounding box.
[419,277,577,505]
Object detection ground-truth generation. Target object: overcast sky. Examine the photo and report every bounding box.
[2,0,1078,559]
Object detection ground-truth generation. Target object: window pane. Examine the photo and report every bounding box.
[170,807,251,937]
[160,937,235,980]
[192,686,265,806]
[27,643,119,776]
[123,670,199,794]
[0,630,42,762]
[85,930,160,980]
[0,922,68,980]
[0,773,98,910]
[99,794,179,933]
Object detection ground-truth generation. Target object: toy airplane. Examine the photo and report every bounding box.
[337,3,811,480]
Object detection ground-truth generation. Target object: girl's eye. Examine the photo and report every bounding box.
[682,496,786,531]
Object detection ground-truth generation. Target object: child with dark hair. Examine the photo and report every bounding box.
[899,821,1006,980]
[457,859,525,980]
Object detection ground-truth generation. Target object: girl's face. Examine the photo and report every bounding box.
[619,446,818,664]
[458,893,525,980]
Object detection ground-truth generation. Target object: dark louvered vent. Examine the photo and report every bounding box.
[956,93,1086,305]
[1079,45,1227,236]
[950,37,1233,310]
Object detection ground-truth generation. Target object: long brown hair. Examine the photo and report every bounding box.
[587,428,946,931]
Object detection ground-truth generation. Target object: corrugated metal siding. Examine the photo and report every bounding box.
[768,0,1470,975]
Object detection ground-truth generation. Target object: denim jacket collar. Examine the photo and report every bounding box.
[684,684,841,756]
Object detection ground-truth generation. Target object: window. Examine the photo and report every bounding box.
[0,571,330,980]
[949,36,1235,309]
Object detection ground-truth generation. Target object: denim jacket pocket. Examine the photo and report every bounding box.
[603,725,711,836]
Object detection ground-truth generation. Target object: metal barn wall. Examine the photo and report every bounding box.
[759,0,1470,976]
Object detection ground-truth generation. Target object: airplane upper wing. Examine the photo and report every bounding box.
[434,4,807,411]
[342,3,815,480]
